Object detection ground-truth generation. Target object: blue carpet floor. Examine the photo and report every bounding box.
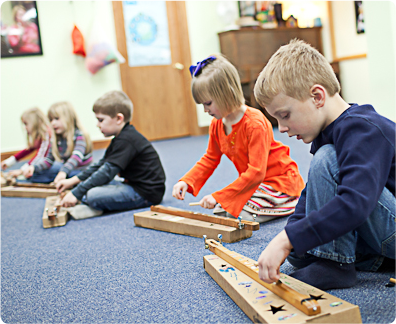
[1,129,395,323]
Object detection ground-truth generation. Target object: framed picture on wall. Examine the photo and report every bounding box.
[1,1,43,58]
[238,1,256,17]
[354,1,365,34]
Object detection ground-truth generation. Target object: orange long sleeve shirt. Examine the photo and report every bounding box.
[180,107,305,217]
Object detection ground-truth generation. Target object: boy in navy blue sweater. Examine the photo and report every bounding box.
[254,39,395,290]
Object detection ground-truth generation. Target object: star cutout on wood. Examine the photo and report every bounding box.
[309,294,326,301]
[268,305,286,314]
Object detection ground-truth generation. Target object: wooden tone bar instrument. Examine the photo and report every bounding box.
[14,182,56,189]
[204,237,321,316]
[150,205,259,231]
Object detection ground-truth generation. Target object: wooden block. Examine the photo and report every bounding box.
[42,196,69,228]
[204,255,362,324]
[1,186,59,198]
[134,210,252,243]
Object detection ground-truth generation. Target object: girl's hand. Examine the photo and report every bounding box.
[61,192,78,207]
[200,194,217,209]
[8,169,23,178]
[1,161,8,170]
[258,230,293,283]
[172,181,188,200]
[23,165,35,178]
[54,171,67,185]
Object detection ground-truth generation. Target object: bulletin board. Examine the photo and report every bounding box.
[328,1,367,61]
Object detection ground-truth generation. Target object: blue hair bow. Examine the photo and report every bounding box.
[189,56,216,77]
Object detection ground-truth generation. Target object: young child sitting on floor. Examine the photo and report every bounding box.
[24,101,93,184]
[172,54,304,223]
[1,107,51,178]
[254,39,395,290]
[56,90,166,219]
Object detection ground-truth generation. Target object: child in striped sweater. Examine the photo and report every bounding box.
[24,102,93,184]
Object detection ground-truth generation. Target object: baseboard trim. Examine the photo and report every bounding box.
[1,139,112,161]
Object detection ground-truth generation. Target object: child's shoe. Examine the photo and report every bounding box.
[290,258,357,290]
[66,204,103,220]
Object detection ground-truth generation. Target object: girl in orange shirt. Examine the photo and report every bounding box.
[172,54,305,223]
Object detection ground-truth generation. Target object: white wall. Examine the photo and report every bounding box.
[1,1,122,152]
[1,1,395,153]
[364,1,396,121]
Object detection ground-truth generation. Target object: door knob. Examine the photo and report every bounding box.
[173,62,184,70]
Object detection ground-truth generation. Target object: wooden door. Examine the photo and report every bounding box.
[112,1,200,141]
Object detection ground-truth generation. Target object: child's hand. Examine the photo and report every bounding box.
[172,181,188,200]
[61,192,78,207]
[56,178,74,193]
[200,194,217,209]
[258,230,293,283]
[1,161,8,170]
[54,171,67,185]
[8,169,23,178]
[23,165,35,178]
[56,176,81,193]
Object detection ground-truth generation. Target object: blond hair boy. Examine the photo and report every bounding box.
[254,39,395,290]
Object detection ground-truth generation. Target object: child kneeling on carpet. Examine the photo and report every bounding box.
[23,102,93,184]
[254,39,395,290]
[1,107,51,178]
[172,54,304,223]
[56,90,166,219]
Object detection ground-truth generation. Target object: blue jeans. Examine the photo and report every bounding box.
[28,162,83,183]
[288,144,395,271]
[81,180,153,212]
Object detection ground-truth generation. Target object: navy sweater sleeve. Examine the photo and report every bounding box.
[285,114,395,255]
[72,162,121,200]
[286,186,306,226]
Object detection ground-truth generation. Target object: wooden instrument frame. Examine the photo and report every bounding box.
[151,205,259,231]
[135,205,260,243]
[1,181,58,198]
[42,194,68,228]
[205,238,320,316]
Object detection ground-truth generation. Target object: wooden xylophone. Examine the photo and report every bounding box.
[1,181,58,198]
[133,205,259,243]
[203,236,362,323]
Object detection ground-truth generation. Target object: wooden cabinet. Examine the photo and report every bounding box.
[218,27,323,125]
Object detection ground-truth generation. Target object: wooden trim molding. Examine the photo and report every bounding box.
[1,139,112,161]
[333,53,367,62]
[328,1,367,62]
[92,138,112,150]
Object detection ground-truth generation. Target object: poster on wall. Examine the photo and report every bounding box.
[1,1,43,58]
[354,1,364,34]
[122,1,171,67]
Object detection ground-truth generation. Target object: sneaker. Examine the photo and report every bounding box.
[66,204,103,220]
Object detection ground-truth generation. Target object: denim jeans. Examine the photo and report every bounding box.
[81,180,153,212]
[288,144,395,271]
[22,162,83,183]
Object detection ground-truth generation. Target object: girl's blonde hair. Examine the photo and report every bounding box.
[21,107,50,149]
[48,102,92,161]
[191,54,245,116]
